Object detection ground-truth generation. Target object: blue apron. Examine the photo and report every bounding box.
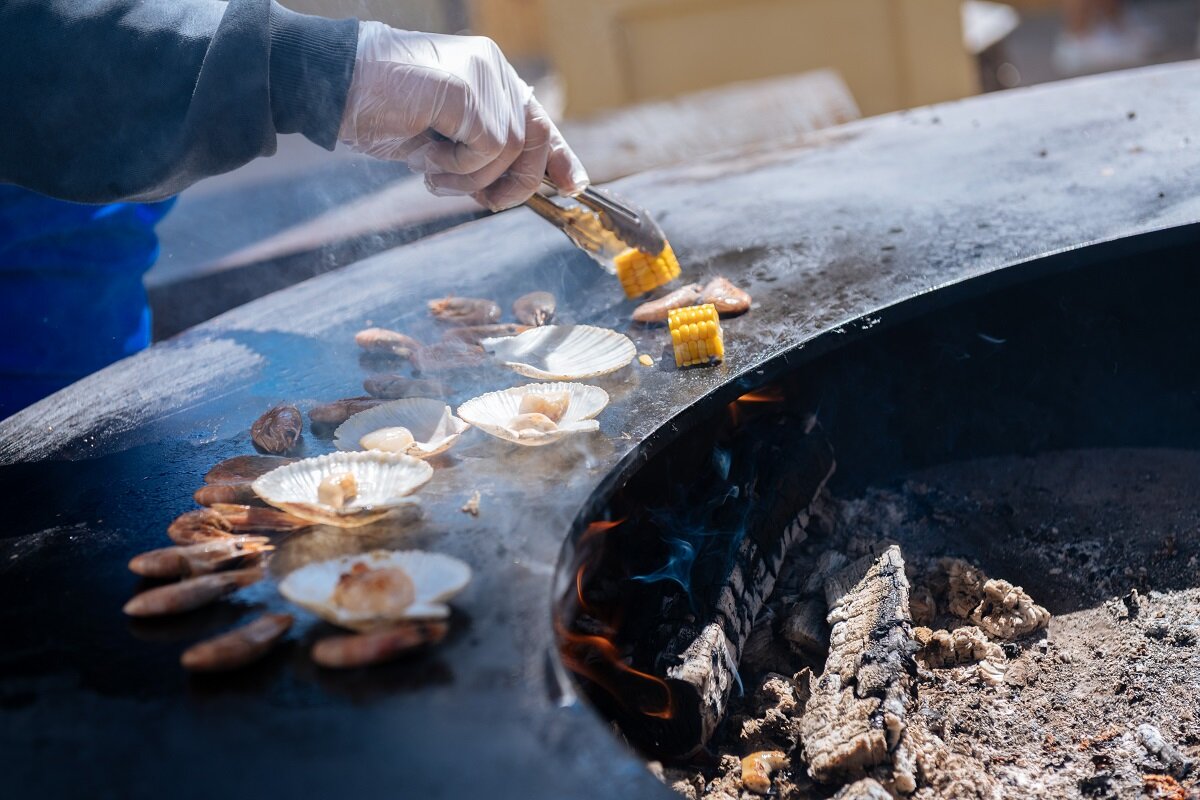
[0,186,175,418]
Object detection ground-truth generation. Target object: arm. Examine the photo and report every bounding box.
[0,0,358,203]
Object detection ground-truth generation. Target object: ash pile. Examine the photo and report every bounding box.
[641,450,1200,799]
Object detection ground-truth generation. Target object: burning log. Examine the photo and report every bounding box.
[650,415,836,757]
[798,545,918,793]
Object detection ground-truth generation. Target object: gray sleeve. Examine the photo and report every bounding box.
[0,0,359,203]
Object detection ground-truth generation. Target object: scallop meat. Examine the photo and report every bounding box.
[279,549,471,631]
[252,451,432,528]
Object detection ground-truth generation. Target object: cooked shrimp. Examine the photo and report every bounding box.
[128,537,272,578]
[123,568,264,617]
[167,508,235,545]
[428,296,501,326]
[180,613,293,672]
[310,621,448,669]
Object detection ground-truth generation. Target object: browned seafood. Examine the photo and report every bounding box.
[411,342,486,374]
[630,282,704,323]
[168,508,235,545]
[204,455,294,485]
[354,327,421,359]
[210,503,310,533]
[331,562,415,617]
[631,276,753,323]
[517,391,569,423]
[512,291,556,326]
[440,324,529,346]
[122,568,265,617]
[309,396,385,426]
[701,275,752,316]
[128,537,273,578]
[310,621,448,669]
[362,374,448,399]
[193,482,263,507]
[180,613,293,672]
[251,404,303,455]
[427,296,501,326]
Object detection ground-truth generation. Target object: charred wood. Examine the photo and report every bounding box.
[798,545,918,792]
[650,416,836,757]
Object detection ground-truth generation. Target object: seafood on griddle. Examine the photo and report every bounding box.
[251,404,303,455]
[209,503,311,533]
[309,396,386,427]
[411,341,487,374]
[317,472,358,509]
[333,398,469,459]
[699,276,752,316]
[128,536,273,578]
[194,482,264,507]
[440,323,529,346]
[311,621,448,669]
[512,291,556,326]
[363,374,447,400]
[123,567,265,617]
[205,455,295,485]
[479,324,635,381]
[167,508,235,545]
[631,275,751,323]
[181,613,293,672]
[458,382,608,446]
[427,296,501,326]
[279,549,471,631]
[517,391,570,423]
[252,451,431,528]
[354,327,421,359]
[631,282,703,323]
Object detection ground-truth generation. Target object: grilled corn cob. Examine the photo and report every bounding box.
[668,303,724,368]
[613,242,681,298]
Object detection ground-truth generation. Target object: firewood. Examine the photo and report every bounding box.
[798,545,918,790]
[654,419,836,757]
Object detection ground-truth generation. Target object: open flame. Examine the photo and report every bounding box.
[728,385,785,428]
[559,519,676,720]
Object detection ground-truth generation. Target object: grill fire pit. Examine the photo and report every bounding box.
[3,64,1200,799]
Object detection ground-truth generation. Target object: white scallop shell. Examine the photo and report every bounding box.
[279,549,471,630]
[480,325,635,380]
[252,451,432,528]
[333,398,469,458]
[457,382,609,447]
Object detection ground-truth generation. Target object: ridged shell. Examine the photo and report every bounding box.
[333,398,469,459]
[279,549,471,630]
[457,382,609,447]
[480,325,635,380]
[252,452,432,528]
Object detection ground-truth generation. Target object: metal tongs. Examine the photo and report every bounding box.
[525,178,667,271]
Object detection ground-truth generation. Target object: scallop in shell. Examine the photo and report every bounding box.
[279,549,471,630]
[479,325,635,380]
[457,382,609,446]
[252,451,432,528]
[333,398,469,459]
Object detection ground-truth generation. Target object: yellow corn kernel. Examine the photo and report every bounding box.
[613,242,682,299]
[667,303,723,368]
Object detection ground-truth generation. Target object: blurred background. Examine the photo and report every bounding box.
[144,0,1200,337]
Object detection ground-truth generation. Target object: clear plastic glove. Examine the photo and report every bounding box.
[338,21,589,210]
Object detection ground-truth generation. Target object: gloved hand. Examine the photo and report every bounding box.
[339,21,589,211]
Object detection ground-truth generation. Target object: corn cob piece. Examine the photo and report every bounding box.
[668,303,724,368]
[613,242,681,299]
